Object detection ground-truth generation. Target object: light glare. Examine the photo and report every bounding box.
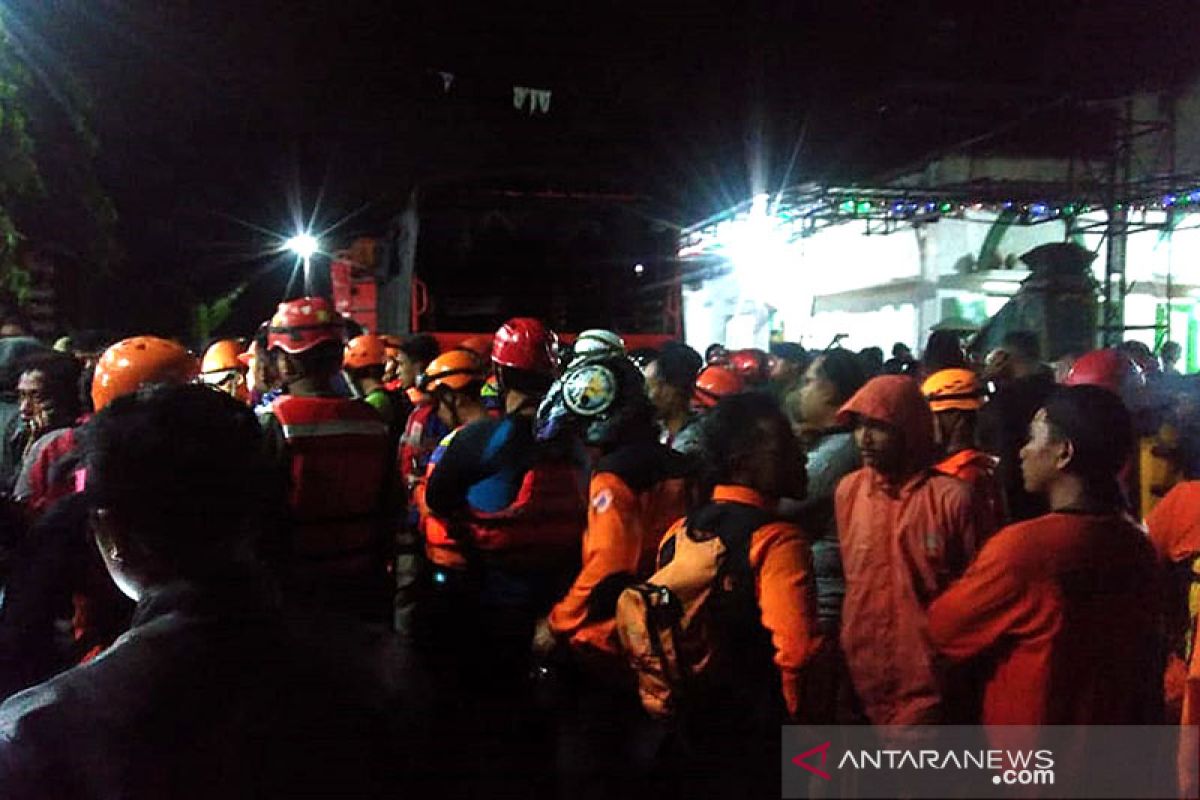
[285,233,319,259]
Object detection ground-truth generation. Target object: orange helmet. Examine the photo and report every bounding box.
[267,297,344,354]
[344,334,388,369]
[921,368,984,412]
[92,336,199,411]
[200,339,245,376]
[420,350,485,394]
[693,366,744,409]
[458,335,493,359]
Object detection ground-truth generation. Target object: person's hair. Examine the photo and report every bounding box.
[342,317,366,339]
[857,347,884,377]
[286,340,344,380]
[252,322,270,351]
[79,385,281,573]
[892,342,911,358]
[347,364,386,383]
[815,348,867,407]
[650,341,703,392]
[1161,340,1182,361]
[1041,385,1132,500]
[1001,330,1040,361]
[399,333,440,367]
[698,391,790,496]
[18,352,83,421]
[704,343,727,362]
[923,330,966,372]
[769,341,807,366]
[497,365,553,397]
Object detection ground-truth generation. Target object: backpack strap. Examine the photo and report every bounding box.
[665,500,775,573]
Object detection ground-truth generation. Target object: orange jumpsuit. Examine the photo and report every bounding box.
[834,375,984,725]
[935,447,1003,533]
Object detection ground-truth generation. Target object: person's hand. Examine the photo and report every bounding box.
[531,616,557,657]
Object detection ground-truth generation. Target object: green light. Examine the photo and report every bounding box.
[855,201,872,214]
[838,199,855,214]
[938,202,952,213]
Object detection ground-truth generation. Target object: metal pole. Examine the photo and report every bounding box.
[303,256,312,296]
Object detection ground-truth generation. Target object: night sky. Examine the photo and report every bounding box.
[6,0,1200,338]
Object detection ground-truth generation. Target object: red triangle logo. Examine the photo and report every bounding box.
[792,741,832,780]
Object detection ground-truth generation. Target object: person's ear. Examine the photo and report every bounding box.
[90,508,126,563]
[1054,438,1075,472]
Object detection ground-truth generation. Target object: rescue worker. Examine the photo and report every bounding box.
[423,318,584,682]
[393,333,441,395]
[654,391,824,799]
[197,338,248,403]
[10,354,83,501]
[259,297,394,621]
[835,375,986,726]
[531,354,694,798]
[977,330,1056,522]
[1146,479,1200,795]
[929,387,1162,767]
[413,349,489,571]
[0,386,408,799]
[242,322,282,410]
[422,319,584,797]
[344,333,404,433]
[643,341,704,453]
[922,367,1003,530]
[397,333,448,510]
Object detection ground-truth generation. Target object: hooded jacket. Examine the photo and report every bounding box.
[833,376,982,724]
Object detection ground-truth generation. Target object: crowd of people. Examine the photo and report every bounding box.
[0,298,1195,798]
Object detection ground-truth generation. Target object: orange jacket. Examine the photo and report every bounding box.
[657,485,825,718]
[1146,481,1200,729]
[547,444,691,655]
[834,375,982,724]
[935,447,1003,533]
[929,511,1161,725]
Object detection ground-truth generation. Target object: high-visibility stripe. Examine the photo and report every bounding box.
[281,420,388,438]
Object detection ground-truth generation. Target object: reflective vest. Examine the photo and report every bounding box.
[420,443,586,572]
[271,395,391,578]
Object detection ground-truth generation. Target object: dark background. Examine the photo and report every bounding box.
[7,0,1200,338]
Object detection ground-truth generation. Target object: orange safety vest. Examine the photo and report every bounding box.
[421,446,586,572]
[271,395,391,578]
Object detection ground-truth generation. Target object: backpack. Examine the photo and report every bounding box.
[615,501,773,719]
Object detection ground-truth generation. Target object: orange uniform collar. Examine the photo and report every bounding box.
[712,484,775,510]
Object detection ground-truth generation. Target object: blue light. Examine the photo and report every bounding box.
[1030,203,1048,216]
[1188,191,1200,203]
[1164,194,1178,206]
[433,571,447,585]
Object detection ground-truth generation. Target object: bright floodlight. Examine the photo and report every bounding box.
[285,233,319,259]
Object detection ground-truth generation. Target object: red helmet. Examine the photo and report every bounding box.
[1064,349,1143,396]
[267,297,344,354]
[693,366,744,409]
[492,317,559,375]
[728,348,769,385]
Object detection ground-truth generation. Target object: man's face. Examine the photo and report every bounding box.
[770,355,801,384]
[1020,409,1067,495]
[798,357,836,425]
[854,417,904,476]
[396,352,421,390]
[643,360,680,419]
[17,369,51,427]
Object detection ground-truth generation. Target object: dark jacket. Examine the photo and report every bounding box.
[0,574,418,799]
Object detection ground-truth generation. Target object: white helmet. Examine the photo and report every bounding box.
[569,329,626,367]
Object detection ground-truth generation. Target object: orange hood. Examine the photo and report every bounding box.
[836,375,937,478]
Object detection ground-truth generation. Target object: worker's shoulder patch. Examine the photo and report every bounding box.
[591,488,614,513]
[438,429,459,448]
